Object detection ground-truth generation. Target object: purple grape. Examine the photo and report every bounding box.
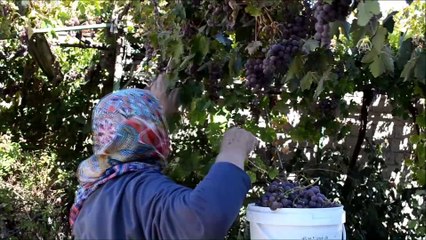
[259,180,341,209]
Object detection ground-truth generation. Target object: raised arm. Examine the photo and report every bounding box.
[138,127,258,239]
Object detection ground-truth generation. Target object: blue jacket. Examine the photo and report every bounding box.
[73,162,251,239]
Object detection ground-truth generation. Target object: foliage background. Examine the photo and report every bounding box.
[0,0,425,239]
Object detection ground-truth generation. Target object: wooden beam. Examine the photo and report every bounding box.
[27,34,63,83]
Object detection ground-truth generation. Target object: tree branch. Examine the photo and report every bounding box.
[57,43,108,50]
[342,87,375,204]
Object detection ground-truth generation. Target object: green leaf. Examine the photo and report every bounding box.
[407,220,418,229]
[245,5,262,17]
[357,0,381,26]
[372,26,387,51]
[397,38,413,69]
[401,56,417,81]
[369,55,385,77]
[414,52,426,83]
[247,170,257,183]
[300,71,318,91]
[178,54,195,71]
[191,35,209,61]
[314,77,324,99]
[381,47,394,74]
[417,112,426,127]
[165,37,184,61]
[268,168,279,180]
[259,127,276,143]
[228,51,243,76]
[409,135,420,144]
[362,49,378,63]
[415,169,426,186]
[172,3,186,20]
[350,19,367,44]
[286,55,305,81]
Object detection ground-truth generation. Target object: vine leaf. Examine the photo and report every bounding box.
[300,71,318,91]
[286,55,305,81]
[372,26,387,51]
[397,38,414,69]
[165,37,184,62]
[192,34,209,61]
[381,47,394,74]
[401,55,417,81]
[247,170,257,183]
[369,55,385,77]
[314,68,333,98]
[414,52,426,83]
[246,41,262,55]
[357,0,381,26]
[268,168,279,180]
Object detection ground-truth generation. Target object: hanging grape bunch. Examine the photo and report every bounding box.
[314,0,352,47]
[256,179,341,210]
[333,0,352,21]
[318,98,339,119]
[313,0,335,47]
[281,15,314,40]
[245,58,271,91]
[263,37,302,76]
[204,62,222,102]
[206,1,232,28]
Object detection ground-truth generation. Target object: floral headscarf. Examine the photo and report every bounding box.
[69,88,170,227]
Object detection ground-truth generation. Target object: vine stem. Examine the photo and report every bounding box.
[247,158,269,175]
[342,88,374,204]
[296,168,358,181]
[254,16,258,41]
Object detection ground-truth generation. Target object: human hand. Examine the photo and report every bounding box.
[149,73,180,117]
[215,127,258,170]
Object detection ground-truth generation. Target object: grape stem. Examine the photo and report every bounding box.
[296,168,357,181]
[247,158,269,175]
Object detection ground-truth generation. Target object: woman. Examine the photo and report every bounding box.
[70,75,258,239]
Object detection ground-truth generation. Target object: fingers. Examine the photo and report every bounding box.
[167,88,180,114]
[151,74,167,95]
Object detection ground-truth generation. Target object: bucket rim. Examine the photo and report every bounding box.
[246,203,345,213]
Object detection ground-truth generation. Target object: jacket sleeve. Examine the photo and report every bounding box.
[137,162,251,239]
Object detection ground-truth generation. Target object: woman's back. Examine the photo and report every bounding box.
[73,163,250,239]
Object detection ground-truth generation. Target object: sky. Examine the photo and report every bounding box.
[378,0,409,14]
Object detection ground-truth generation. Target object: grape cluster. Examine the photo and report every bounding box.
[319,98,339,119]
[314,0,352,47]
[334,0,352,21]
[263,37,302,76]
[206,2,232,27]
[205,63,222,101]
[245,37,302,90]
[256,180,341,210]
[281,16,313,40]
[313,1,335,47]
[245,58,271,90]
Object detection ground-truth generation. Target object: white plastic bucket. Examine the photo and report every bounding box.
[246,203,346,240]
